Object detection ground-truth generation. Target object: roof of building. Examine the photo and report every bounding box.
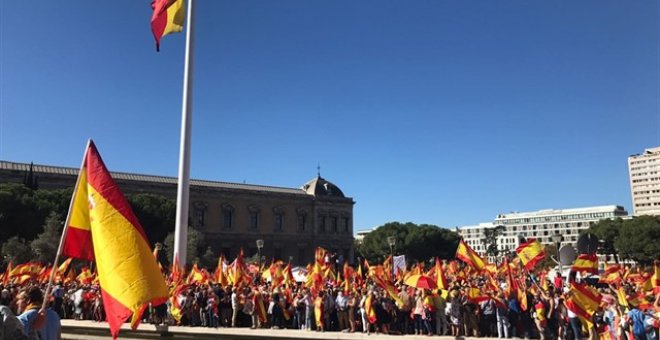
[495,205,627,220]
[301,175,345,197]
[0,160,308,195]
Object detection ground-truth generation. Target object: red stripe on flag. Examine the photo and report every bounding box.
[85,142,150,245]
[62,227,95,261]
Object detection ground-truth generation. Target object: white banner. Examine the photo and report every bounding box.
[393,255,406,275]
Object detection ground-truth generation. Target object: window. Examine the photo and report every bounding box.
[343,217,350,233]
[331,217,338,233]
[297,208,308,232]
[248,205,260,230]
[223,211,233,229]
[272,207,285,231]
[250,212,259,230]
[193,201,208,228]
[194,208,205,228]
[274,248,282,261]
[319,215,326,233]
[275,213,283,231]
[221,203,234,229]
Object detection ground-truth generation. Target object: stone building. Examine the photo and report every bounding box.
[0,161,355,265]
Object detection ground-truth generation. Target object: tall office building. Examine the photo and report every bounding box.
[457,205,628,257]
[628,147,660,216]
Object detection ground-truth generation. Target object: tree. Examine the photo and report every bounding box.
[31,212,63,263]
[164,227,206,267]
[614,216,660,265]
[128,193,176,244]
[1,236,33,265]
[355,222,460,264]
[481,225,505,258]
[199,246,217,269]
[588,218,624,263]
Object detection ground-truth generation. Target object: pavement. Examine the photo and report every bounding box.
[60,320,497,340]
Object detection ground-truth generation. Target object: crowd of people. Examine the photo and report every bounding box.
[0,250,659,340]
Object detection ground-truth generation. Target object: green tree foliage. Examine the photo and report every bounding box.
[355,222,460,264]
[30,212,64,263]
[199,246,217,269]
[164,227,206,267]
[481,225,505,258]
[587,218,624,263]
[1,236,33,265]
[0,183,71,242]
[128,193,176,244]
[614,215,660,265]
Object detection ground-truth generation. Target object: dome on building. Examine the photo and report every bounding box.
[301,175,345,197]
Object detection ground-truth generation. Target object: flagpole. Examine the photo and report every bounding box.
[174,0,195,269]
[42,139,92,311]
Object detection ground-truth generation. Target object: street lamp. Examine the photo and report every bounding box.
[551,233,563,288]
[256,239,264,271]
[387,236,396,275]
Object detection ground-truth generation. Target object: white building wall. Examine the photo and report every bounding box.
[629,147,660,216]
[457,205,628,257]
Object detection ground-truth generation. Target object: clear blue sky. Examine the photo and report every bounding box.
[1,1,658,231]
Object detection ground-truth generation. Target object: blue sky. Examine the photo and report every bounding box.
[1,1,658,231]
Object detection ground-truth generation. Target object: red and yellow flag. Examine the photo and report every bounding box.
[60,141,168,339]
[572,254,598,275]
[150,0,185,51]
[314,296,325,329]
[455,239,485,271]
[567,282,602,328]
[214,255,228,286]
[515,239,545,270]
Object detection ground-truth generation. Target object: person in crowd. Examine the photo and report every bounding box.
[335,290,348,331]
[0,289,27,340]
[17,286,61,340]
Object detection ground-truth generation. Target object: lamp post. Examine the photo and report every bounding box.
[551,233,563,287]
[387,236,396,276]
[256,239,264,271]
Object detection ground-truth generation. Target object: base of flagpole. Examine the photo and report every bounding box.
[155,324,171,337]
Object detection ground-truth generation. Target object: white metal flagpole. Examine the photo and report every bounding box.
[174,0,195,269]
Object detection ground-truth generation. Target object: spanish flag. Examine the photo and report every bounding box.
[314,295,325,329]
[151,0,185,51]
[60,140,168,339]
[515,239,545,270]
[567,282,602,328]
[455,239,485,271]
[571,254,598,276]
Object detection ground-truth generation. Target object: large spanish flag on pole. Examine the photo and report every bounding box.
[455,239,485,271]
[61,140,168,339]
[151,0,185,51]
[515,239,545,270]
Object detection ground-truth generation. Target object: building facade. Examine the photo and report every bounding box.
[628,147,660,216]
[457,205,628,257]
[0,161,355,265]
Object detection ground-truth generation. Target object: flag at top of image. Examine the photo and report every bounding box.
[151,0,185,51]
[455,239,485,271]
[61,140,168,339]
[515,238,545,270]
